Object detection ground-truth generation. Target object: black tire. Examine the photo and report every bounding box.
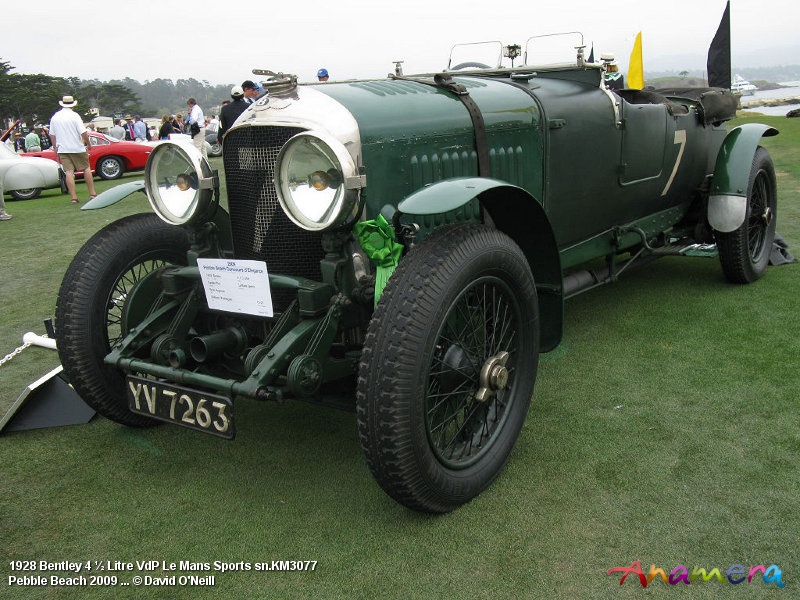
[10,187,42,200]
[357,224,540,513]
[97,156,125,180]
[209,142,223,157]
[55,213,189,426]
[716,146,777,283]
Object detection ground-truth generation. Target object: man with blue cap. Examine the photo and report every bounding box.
[242,80,262,104]
[317,68,329,81]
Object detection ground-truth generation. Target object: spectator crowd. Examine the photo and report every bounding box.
[4,65,337,155]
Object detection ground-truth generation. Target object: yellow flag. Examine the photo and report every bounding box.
[628,32,644,89]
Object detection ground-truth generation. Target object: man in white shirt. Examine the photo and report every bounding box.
[186,98,207,158]
[206,114,219,134]
[49,95,96,203]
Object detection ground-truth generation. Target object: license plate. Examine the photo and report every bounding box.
[127,375,235,439]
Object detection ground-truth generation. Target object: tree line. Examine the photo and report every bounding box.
[1,58,233,130]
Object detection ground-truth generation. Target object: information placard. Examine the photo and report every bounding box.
[197,258,273,317]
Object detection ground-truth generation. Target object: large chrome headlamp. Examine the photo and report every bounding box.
[145,141,217,226]
[275,131,364,231]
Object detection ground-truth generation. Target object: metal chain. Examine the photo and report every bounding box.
[0,341,32,367]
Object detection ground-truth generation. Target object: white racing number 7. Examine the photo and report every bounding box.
[661,129,687,197]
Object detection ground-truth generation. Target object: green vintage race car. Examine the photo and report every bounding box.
[56,34,778,513]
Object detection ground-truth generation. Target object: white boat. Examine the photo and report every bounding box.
[731,75,758,95]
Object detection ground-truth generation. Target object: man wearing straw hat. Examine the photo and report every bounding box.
[48,95,97,204]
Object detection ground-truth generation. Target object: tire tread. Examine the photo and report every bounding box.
[356,224,539,512]
[55,213,188,426]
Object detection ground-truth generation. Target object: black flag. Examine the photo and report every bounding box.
[707,1,731,89]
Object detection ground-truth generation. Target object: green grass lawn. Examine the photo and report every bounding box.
[1,119,798,598]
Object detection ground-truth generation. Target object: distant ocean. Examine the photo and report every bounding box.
[740,81,800,116]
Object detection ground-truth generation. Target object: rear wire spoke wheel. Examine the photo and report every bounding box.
[55,213,189,426]
[357,224,540,512]
[716,146,777,283]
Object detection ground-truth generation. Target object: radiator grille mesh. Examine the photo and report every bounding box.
[223,126,325,309]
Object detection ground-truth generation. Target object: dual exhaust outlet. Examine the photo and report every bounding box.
[167,327,247,368]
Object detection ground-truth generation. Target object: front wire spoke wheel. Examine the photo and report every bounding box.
[105,259,168,348]
[427,279,518,468]
[357,224,540,513]
[55,214,188,426]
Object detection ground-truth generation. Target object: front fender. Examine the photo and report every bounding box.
[398,177,510,215]
[81,180,145,210]
[398,177,564,352]
[708,124,778,232]
[81,178,233,253]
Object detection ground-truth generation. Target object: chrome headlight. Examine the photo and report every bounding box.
[145,141,217,226]
[274,131,364,231]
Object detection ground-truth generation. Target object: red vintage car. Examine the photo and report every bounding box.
[24,132,153,180]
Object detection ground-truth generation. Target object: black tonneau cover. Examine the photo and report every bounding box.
[655,87,739,124]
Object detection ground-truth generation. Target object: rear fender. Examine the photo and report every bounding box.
[398,177,563,351]
[708,124,778,232]
[3,163,51,190]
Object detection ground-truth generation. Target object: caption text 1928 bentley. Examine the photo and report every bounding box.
[56,34,778,513]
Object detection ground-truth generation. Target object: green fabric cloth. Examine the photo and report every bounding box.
[354,215,404,306]
[24,131,41,150]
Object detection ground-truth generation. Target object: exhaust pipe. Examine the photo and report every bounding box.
[563,254,661,298]
[189,327,247,363]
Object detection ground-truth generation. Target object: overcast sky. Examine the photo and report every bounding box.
[3,0,797,85]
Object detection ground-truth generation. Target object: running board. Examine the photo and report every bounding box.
[651,240,719,258]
